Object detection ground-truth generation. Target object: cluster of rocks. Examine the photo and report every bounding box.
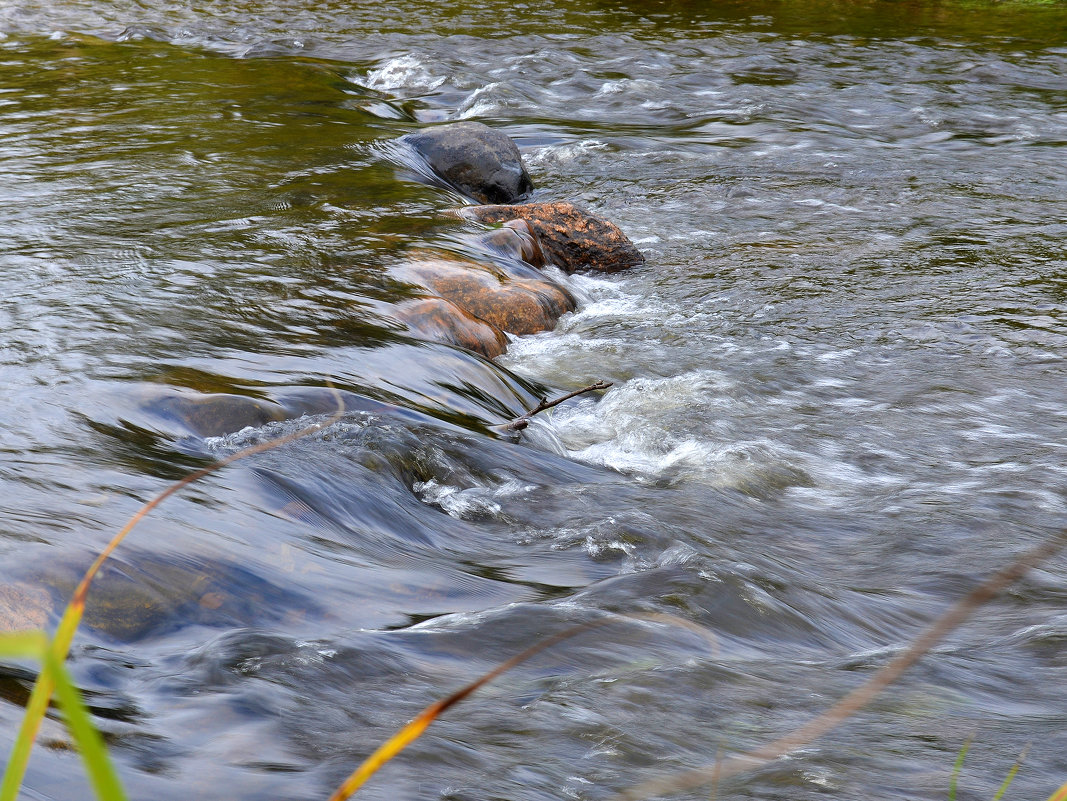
[383,121,644,358]
[127,122,645,440]
[0,123,647,635]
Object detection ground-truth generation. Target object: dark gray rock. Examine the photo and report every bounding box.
[402,122,534,204]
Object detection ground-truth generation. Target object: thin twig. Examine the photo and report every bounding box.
[498,380,612,432]
[606,530,1067,801]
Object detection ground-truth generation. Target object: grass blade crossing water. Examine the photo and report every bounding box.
[327,620,610,801]
[990,746,1027,801]
[606,531,1067,801]
[949,736,973,801]
[328,612,716,801]
[1,397,342,801]
[330,532,1065,801]
[0,632,126,801]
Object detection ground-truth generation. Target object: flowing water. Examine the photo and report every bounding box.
[2,1,1066,799]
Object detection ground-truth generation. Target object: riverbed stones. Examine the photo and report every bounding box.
[402,121,534,204]
[391,296,509,358]
[461,202,644,272]
[0,581,51,631]
[15,554,319,642]
[390,258,576,336]
[146,391,288,438]
[372,125,644,355]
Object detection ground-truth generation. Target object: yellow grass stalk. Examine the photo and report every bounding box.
[1,397,342,801]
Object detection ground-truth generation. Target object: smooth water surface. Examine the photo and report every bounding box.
[2,2,1066,799]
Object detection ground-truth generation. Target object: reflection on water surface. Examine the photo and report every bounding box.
[1,1,1066,799]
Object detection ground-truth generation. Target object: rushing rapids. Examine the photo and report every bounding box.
[2,2,1067,800]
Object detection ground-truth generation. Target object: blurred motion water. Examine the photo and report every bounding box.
[1,1,1066,799]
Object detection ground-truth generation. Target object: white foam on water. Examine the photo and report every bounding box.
[499,274,656,379]
[498,277,810,492]
[527,370,814,494]
[499,260,908,503]
[454,82,518,119]
[413,478,501,519]
[413,477,535,521]
[355,54,446,93]
[524,139,609,168]
[593,78,662,98]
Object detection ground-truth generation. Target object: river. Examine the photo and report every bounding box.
[1,1,1066,799]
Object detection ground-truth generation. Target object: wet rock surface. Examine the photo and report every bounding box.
[391,296,509,358]
[59,121,624,654]
[477,219,546,269]
[8,554,322,642]
[143,390,288,438]
[382,125,642,356]
[113,126,634,446]
[0,582,51,632]
[390,258,576,337]
[402,121,534,204]
[461,202,645,273]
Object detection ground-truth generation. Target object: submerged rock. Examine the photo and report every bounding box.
[0,581,51,632]
[462,201,644,273]
[391,296,509,359]
[10,553,321,642]
[390,258,576,336]
[402,121,534,204]
[145,390,288,438]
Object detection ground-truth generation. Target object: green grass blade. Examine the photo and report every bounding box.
[991,764,1020,801]
[2,402,342,800]
[1,631,126,801]
[0,632,53,801]
[0,631,50,659]
[42,649,128,801]
[949,736,972,801]
[1,659,58,801]
[991,746,1028,801]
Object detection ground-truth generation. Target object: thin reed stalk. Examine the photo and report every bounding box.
[328,530,1065,801]
[607,531,1066,801]
[1,396,342,801]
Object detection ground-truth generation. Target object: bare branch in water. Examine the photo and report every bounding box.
[498,380,612,432]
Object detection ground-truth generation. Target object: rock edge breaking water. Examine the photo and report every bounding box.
[395,121,645,354]
[460,201,646,273]
[0,121,644,635]
[400,120,535,204]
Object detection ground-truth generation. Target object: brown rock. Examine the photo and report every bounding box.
[23,553,319,642]
[507,276,576,321]
[476,220,546,268]
[462,202,644,273]
[391,297,508,359]
[0,582,51,632]
[391,259,576,336]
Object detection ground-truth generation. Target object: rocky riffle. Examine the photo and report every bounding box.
[387,122,644,354]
